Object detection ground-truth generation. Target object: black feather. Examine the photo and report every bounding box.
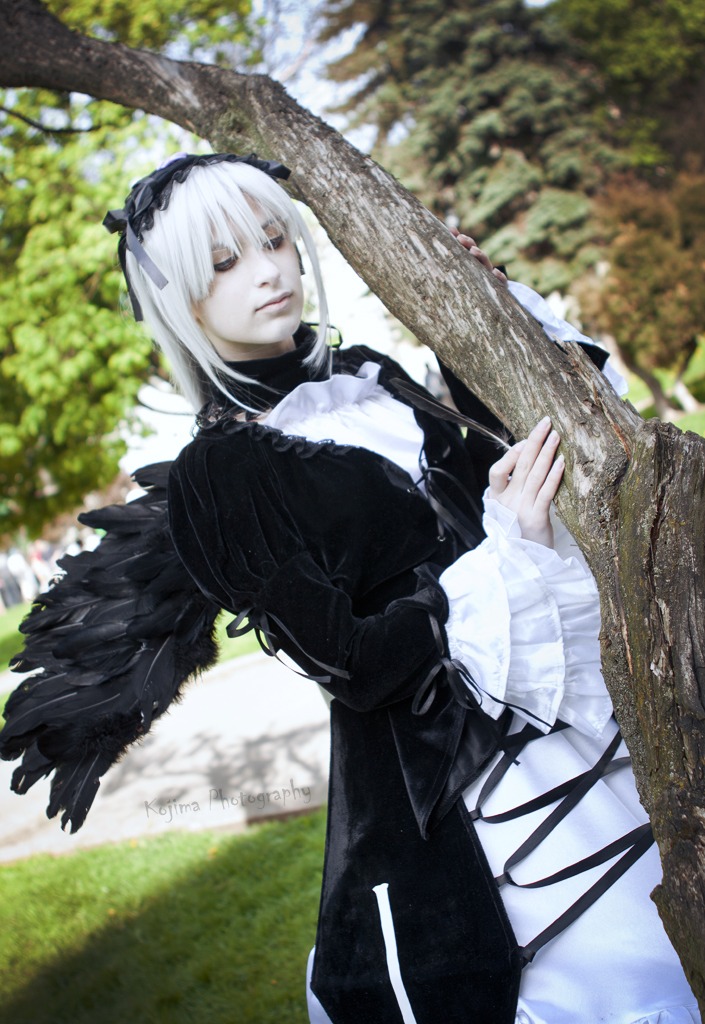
[389,377,511,450]
[0,462,220,832]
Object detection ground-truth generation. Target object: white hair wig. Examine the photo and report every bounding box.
[125,160,330,411]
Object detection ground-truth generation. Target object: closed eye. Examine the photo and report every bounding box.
[212,231,286,269]
[213,252,238,272]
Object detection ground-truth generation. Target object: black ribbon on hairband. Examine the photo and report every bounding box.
[103,153,291,321]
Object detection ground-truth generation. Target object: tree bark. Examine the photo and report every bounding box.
[2,0,705,1007]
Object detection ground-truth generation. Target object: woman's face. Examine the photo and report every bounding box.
[194,212,304,361]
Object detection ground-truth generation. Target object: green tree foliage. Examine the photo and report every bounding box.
[320,0,705,401]
[0,98,158,537]
[319,0,624,293]
[49,0,255,62]
[550,0,705,168]
[0,0,253,539]
[577,171,705,411]
[547,0,705,405]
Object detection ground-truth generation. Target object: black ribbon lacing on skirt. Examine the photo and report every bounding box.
[467,721,655,967]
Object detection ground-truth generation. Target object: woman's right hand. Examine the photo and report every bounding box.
[487,417,565,547]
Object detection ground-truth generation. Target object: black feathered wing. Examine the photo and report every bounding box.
[0,463,220,833]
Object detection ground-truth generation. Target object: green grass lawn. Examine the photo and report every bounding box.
[0,599,326,1022]
[0,809,327,1023]
[0,602,31,677]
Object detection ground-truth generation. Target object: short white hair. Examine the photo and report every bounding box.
[125,160,330,411]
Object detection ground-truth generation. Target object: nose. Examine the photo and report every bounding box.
[252,248,281,286]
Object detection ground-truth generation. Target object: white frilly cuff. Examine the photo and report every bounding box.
[439,496,612,738]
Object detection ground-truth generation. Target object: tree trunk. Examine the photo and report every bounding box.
[2,0,705,1006]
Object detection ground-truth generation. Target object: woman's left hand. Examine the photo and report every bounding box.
[488,417,565,547]
[450,228,508,284]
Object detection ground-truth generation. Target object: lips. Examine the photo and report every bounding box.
[257,292,291,311]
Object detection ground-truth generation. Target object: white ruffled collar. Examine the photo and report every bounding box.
[263,361,383,430]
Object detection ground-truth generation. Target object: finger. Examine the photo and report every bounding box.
[449,226,460,237]
[531,454,565,512]
[488,440,527,495]
[470,245,493,271]
[521,430,562,501]
[456,233,477,250]
[511,417,553,487]
[514,454,564,546]
[493,268,508,285]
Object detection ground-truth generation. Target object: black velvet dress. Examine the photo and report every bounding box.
[166,332,523,1022]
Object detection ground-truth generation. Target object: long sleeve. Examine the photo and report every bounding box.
[168,427,452,713]
[252,551,449,711]
[440,495,611,738]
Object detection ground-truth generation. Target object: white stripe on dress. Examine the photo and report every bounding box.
[372,882,419,1024]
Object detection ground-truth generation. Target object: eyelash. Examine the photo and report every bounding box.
[213,234,286,273]
[213,254,237,272]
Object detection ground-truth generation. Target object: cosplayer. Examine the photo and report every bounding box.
[0,153,699,1024]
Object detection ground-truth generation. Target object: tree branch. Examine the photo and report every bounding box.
[0,104,100,133]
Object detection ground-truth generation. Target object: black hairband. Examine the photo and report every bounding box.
[103,153,291,321]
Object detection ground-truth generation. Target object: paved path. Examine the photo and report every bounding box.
[0,653,331,862]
